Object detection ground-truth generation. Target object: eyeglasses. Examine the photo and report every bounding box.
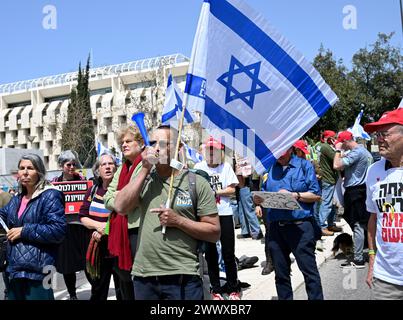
[65,163,76,168]
[374,131,394,139]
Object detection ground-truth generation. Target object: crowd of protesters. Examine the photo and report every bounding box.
[0,107,401,300]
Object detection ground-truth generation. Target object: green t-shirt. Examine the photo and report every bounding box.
[104,163,143,229]
[319,142,338,185]
[132,170,217,277]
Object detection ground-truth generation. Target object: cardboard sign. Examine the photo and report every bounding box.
[252,191,302,210]
[52,180,93,214]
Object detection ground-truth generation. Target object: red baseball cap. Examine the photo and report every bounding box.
[363,109,403,133]
[335,131,353,145]
[205,136,224,150]
[321,130,336,142]
[293,140,309,154]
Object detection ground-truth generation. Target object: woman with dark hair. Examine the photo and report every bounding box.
[52,150,90,300]
[79,152,120,300]
[0,154,66,300]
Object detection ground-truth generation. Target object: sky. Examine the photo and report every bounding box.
[0,0,401,85]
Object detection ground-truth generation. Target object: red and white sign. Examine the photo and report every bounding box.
[52,180,93,214]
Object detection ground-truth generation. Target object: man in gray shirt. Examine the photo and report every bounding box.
[333,131,373,269]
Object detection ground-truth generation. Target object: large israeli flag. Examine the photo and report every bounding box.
[162,73,194,125]
[348,109,371,140]
[185,0,338,174]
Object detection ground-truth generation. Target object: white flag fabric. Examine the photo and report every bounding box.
[185,0,338,174]
[96,140,122,165]
[184,143,203,163]
[97,140,110,158]
[348,109,371,140]
[398,98,403,109]
[162,73,194,125]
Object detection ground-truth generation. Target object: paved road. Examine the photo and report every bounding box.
[294,253,372,300]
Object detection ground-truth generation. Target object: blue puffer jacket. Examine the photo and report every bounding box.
[0,184,66,281]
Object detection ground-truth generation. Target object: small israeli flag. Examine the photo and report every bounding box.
[348,109,371,140]
[96,140,122,165]
[184,143,203,163]
[162,73,194,125]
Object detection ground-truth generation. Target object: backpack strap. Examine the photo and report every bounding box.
[89,183,99,202]
[187,170,207,279]
[187,170,198,219]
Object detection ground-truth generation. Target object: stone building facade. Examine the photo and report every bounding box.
[0,53,202,170]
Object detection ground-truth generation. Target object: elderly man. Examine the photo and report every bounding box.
[254,148,323,300]
[333,131,373,269]
[363,108,403,300]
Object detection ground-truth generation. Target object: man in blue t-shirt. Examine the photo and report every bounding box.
[333,131,373,269]
[254,147,323,300]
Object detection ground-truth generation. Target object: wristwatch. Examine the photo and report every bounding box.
[335,150,342,153]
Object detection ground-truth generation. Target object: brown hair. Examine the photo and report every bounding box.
[117,124,144,147]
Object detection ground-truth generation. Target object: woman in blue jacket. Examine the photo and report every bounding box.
[0,154,66,300]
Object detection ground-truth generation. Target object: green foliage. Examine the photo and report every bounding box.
[307,33,403,141]
[61,56,96,168]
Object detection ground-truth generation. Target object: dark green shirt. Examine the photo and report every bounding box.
[319,143,338,185]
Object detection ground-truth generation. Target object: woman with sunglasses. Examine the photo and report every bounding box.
[52,150,90,300]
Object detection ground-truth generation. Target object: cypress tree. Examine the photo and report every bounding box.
[61,56,96,167]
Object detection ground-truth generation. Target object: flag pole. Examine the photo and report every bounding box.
[400,0,403,37]
[162,77,190,234]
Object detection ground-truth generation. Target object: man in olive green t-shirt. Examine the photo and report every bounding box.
[318,130,342,236]
[113,125,220,300]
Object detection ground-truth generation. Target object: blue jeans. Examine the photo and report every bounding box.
[268,220,323,300]
[319,181,337,229]
[133,275,204,300]
[238,187,262,238]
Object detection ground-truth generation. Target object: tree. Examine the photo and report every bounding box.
[350,33,403,123]
[308,45,358,140]
[61,56,96,167]
[307,33,403,141]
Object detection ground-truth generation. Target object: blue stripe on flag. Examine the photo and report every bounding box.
[205,95,276,170]
[167,74,173,88]
[185,74,206,98]
[209,0,331,117]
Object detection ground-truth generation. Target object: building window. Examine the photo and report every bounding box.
[90,87,112,96]
[8,101,31,109]
[119,115,127,125]
[44,95,70,103]
[127,80,156,90]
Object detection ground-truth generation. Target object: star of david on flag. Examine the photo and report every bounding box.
[162,73,194,125]
[348,110,371,141]
[217,56,270,109]
[185,0,338,174]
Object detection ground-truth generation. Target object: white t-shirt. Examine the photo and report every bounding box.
[194,161,239,216]
[366,158,403,285]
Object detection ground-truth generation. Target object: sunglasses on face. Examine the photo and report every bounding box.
[65,163,76,168]
[149,140,170,148]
